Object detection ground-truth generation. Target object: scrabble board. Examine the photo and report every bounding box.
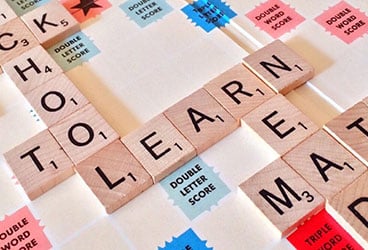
[1,0,368,249]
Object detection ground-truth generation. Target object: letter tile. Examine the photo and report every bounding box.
[239,158,325,237]
[363,96,368,107]
[49,103,119,164]
[22,0,79,48]
[324,102,368,166]
[76,140,153,214]
[0,18,38,66]
[204,63,275,121]
[243,40,314,94]
[330,171,368,242]
[0,1,17,26]
[24,73,89,127]
[241,94,318,156]
[2,45,63,94]
[3,130,74,200]
[121,113,196,183]
[164,88,238,154]
[283,130,367,201]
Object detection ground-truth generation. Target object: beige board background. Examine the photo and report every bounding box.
[1,0,367,249]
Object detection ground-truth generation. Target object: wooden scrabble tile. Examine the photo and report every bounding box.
[243,40,314,94]
[363,97,368,107]
[76,140,153,213]
[3,45,63,94]
[24,73,89,127]
[0,18,38,66]
[330,171,368,242]
[204,63,275,121]
[22,0,79,48]
[239,158,325,237]
[122,113,196,183]
[164,88,238,154]
[283,130,366,201]
[49,104,119,164]
[324,102,368,166]
[3,130,74,200]
[241,94,318,156]
[0,1,17,26]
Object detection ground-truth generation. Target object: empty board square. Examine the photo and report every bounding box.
[164,88,238,154]
[24,73,89,127]
[0,1,17,26]
[3,130,74,200]
[122,113,196,183]
[283,130,367,201]
[239,158,325,237]
[76,140,153,214]
[204,63,275,121]
[0,18,38,66]
[3,45,63,94]
[49,103,119,164]
[243,40,314,94]
[241,94,318,156]
[324,102,368,166]
[22,0,80,48]
[330,171,368,242]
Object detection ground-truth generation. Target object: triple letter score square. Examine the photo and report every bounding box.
[4,130,75,200]
[239,158,325,237]
[243,39,314,94]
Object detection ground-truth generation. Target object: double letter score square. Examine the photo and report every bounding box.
[239,158,325,237]
[122,114,196,183]
[4,130,75,200]
[243,40,314,94]
[76,140,153,214]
